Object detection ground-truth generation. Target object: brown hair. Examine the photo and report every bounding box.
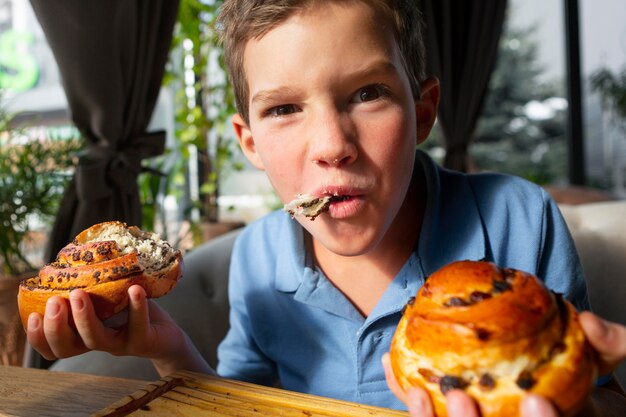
[216,0,427,124]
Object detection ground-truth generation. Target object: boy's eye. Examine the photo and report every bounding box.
[265,104,300,117]
[353,84,389,103]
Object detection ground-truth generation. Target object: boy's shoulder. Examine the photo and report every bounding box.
[465,170,550,205]
[418,150,550,209]
[419,151,551,213]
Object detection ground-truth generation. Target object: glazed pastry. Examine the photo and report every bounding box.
[390,260,596,417]
[18,221,183,328]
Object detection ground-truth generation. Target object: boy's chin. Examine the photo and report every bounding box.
[303,221,381,257]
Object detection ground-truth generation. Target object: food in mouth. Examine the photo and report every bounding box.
[283,194,348,220]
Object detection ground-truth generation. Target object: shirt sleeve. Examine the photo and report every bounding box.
[216,234,279,386]
[536,192,591,311]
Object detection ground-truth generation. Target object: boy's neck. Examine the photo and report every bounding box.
[310,168,426,317]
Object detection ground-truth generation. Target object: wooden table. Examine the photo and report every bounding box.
[0,365,408,416]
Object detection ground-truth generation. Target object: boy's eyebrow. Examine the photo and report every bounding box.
[251,87,299,106]
[348,60,399,80]
[250,60,399,106]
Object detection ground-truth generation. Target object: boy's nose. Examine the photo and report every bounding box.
[310,112,357,168]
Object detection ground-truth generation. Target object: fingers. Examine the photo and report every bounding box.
[30,295,88,359]
[26,287,164,361]
[26,312,57,361]
[382,353,407,404]
[579,311,626,375]
[44,296,83,358]
[521,394,558,417]
[126,285,152,354]
[69,289,115,352]
[407,388,435,416]
[445,390,480,417]
[382,353,436,416]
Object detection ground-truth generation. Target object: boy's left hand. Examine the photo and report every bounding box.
[383,311,626,417]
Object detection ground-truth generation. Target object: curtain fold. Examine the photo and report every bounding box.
[422,0,508,172]
[29,0,179,260]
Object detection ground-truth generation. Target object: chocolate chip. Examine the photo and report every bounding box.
[470,291,492,303]
[516,371,535,390]
[444,297,470,307]
[492,280,512,293]
[478,373,496,390]
[97,245,112,256]
[475,328,491,341]
[550,341,566,356]
[72,251,81,262]
[82,251,94,262]
[439,375,468,394]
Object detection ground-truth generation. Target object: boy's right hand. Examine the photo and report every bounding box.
[26,285,184,363]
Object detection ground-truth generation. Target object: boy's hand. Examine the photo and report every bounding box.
[26,285,184,362]
[579,311,626,377]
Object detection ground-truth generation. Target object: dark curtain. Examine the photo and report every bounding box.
[421,0,508,172]
[29,0,179,260]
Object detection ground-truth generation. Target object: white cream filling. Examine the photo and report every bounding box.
[86,224,176,273]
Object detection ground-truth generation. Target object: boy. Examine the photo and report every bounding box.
[27,1,626,416]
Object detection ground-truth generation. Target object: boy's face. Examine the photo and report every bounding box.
[233,2,439,256]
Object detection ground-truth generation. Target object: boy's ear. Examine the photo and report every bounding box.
[415,76,440,145]
[232,114,265,170]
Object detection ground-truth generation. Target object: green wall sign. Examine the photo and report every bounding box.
[0,30,40,92]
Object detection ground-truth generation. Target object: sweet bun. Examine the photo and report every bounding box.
[390,260,596,417]
[17,221,183,328]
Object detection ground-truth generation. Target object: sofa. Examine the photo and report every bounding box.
[48,201,626,386]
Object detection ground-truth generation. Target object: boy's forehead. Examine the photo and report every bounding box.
[241,1,394,63]
[242,0,387,47]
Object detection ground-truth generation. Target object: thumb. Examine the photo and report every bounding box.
[579,311,626,375]
[520,394,558,417]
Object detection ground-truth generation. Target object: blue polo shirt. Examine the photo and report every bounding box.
[216,150,589,410]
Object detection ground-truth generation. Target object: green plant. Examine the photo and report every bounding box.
[591,66,626,125]
[162,0,243,229]
[0,94,82,276]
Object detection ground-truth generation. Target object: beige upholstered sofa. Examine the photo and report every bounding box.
[49,201,626,386]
